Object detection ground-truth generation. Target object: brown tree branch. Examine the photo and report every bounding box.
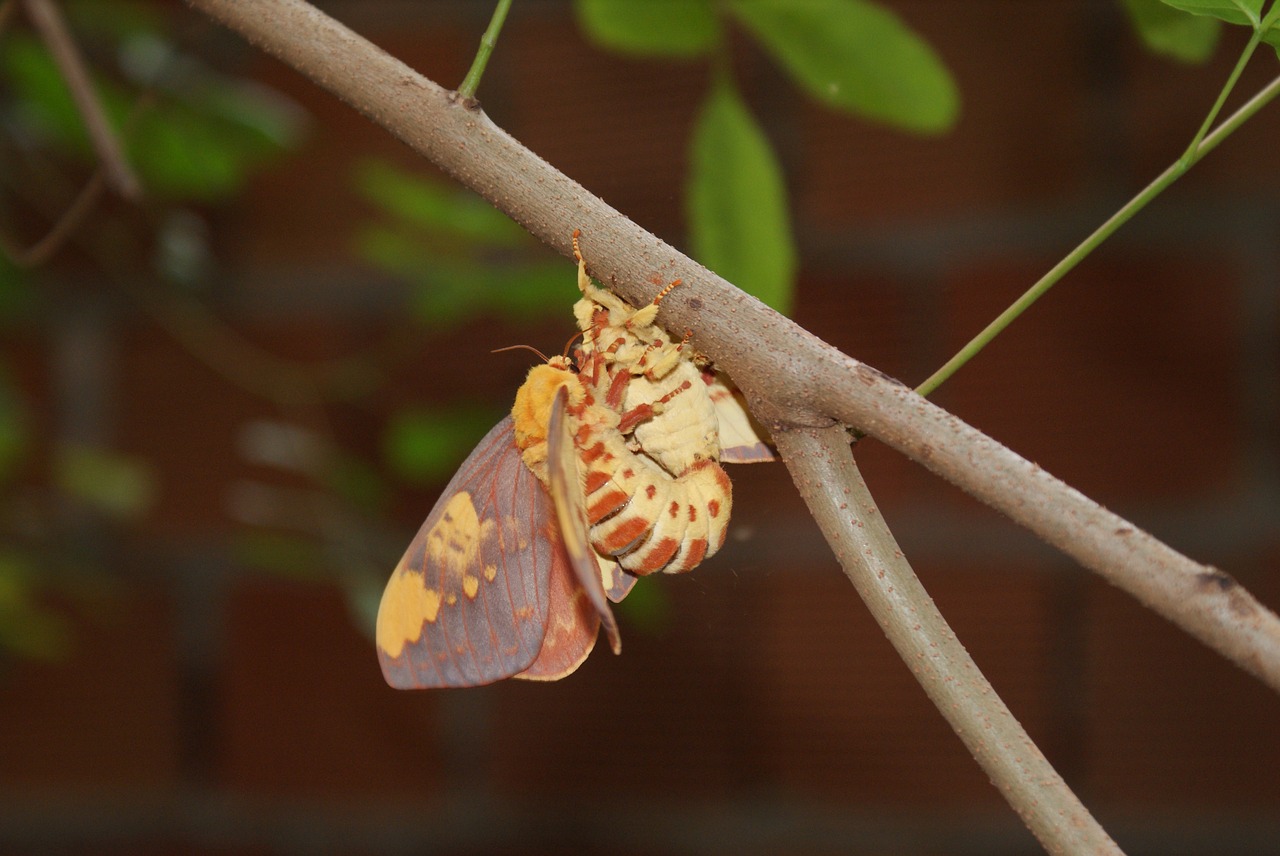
[776,425,1122,855]
[183,0,1280,696]
[21,0,139,199]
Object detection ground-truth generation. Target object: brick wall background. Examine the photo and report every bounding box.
[2,1,1279,853]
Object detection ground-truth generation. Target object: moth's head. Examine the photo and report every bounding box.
[511,362,582,453]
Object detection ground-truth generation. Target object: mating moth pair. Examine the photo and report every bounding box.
[376,233,771,689]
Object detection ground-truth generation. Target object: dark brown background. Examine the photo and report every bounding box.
[2,1,1279,853]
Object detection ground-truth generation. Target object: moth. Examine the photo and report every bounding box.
[376,234,771,689]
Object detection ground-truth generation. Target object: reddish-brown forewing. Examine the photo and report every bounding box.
[376,417,600,688]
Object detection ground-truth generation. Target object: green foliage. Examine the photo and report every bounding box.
[324,454,390,514]
[1160,0,1265,26]
[0,1,312,665]
[54,445,156,519]
[688,80,796,314]
[573,0,959,315]
[1157,0,1280,55]
[234,531,327,579]
[384,406,504,484]
[576,0,720,56]
[355,160,527,247]
[613,573,672,636]
[1123,0,1222,62]
[729,0,959,133]
[354,160,570,327]
[0,553,70,661]
[0,31,303,201]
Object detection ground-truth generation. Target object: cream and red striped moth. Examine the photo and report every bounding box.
[375,234,771,689]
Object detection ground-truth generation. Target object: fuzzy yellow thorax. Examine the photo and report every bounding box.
[511,360,583,477]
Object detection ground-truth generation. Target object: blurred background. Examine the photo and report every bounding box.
[1,1,1279,853]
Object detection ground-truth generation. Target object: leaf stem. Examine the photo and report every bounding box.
[458,0,513,101]
[916,70,1280,398]
[1181,31,1260,165]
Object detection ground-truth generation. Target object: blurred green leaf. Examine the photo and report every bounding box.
[325,454,389,513]
[575,0,720,56]
[408,258,570,325]
[358,223,572,326]
[687,79,795,314]
[2,35,90,148]
[384,406,504,484]
[614,576,672,636]
[354,159,577,325]
[54,445,156,519]
[234,531,326,579]
[130,103,253,199]
[0,552,71,661]
[355,160,528,246]
[1,33,302,202]
[177,72,304,150]
[1124,0,1222,61]
[729,0,959,134]
[494,261,578,320]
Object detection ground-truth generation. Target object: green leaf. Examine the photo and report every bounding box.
[1158,0,1263,26]
[355,160,527,247]
[325,454,389,513]
[614,576,672,635]
[1265,8,1280,55]
[384,406,504,484]
[233,532,325,578]
[54,445,156,519]
[729,0,959,134]
[1123,0,1222,62]
[1,32,301,201]
[1,35,93,150]
[575,0,720,57]
[357,223,571,326]
[687,80,795,314]
[0,553,71,661]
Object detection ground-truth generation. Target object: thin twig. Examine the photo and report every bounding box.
[917,71,1280,397]
[776,425,1123,856]
[2,91,155,266]
[2,170,106,267]
[182,0,1280,696]
[21,0,140,199]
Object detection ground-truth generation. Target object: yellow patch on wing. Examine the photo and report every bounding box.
[375,562,443,659]
[425,491,495,576]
